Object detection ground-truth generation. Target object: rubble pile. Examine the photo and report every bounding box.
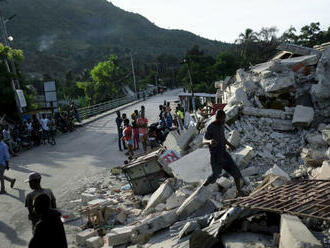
[69,43,330,248]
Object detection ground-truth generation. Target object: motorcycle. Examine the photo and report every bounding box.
[148,122,170,148]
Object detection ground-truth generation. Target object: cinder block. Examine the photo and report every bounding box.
[106,226,133,246]
[86,236,104,248]
[76,228,98,245]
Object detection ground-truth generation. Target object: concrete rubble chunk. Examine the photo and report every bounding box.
[235,68,249,83]
[142,180,174,215]
[106,226,134,246]
[279,214,322,248]
[221,232,273,248]
[178,221,201,239]
[166,189,188,210]
[227,130,240,148]
[327,147,330,159]
[87,198,109,206]
[76,229,98,245]
[260,71,295,94]
[176,185,209,219]
[86,236,104,248]
[231,146,255,168]
[271,119,294,131]
[316,160,330,180]
[224,104,241,122]
[321,124,330,145]
[227,87,252,107]
[292,105,314,128]
[133,209,178,237]
[306,132,328,147]
[241,166,258,177]
[163,131,182,154]
[301,147,328,167]
[169,148,211,184]
[277,43,321,56]
[279,54,319,69]
[178,126,198,150]
[216,177,233,190]
[81,193,98,205]
[242,107,287,119]
[265,165,291,181]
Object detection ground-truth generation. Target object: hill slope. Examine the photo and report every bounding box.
[2,0,231,77]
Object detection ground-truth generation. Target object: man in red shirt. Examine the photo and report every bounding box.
[122,119,134,159]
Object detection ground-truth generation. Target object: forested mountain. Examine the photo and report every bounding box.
[2,0,231,77]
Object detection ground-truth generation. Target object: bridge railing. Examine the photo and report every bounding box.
[77,96,136,120]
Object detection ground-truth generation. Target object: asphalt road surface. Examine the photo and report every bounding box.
[0,89,181,248]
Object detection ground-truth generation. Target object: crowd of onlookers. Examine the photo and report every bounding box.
[116,100,192,160]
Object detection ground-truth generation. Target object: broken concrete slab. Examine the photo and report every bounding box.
[176,185,209,220]
[166,189,188,210]
[169,148,211,184]
[301,147,328,167]
[242,107,287,119]
[277,43,321,56]
[279,214,322,248]
[265,165,291,181]
[292,105,314,128]
[231,146,255,168]
[279,54,319,69]
[143,180,174,215]
[306,132,328,147]
[158,149,181,167]
[227,87,252,107]
[321,124,330,145]
[316,160,330,180]
[178,126,198,150]
[163,131,183,154]
[106,226,134,246]
[86,236,104,248]
[178,221,201,239]
[224,104,241,122]
[81,193,98,206]
[227,130,240,148]
[216,177,233,190]
[260,71,295,94]
[221,232,273,248]
[271,119,294,131]
[76,229,98,246]
[241,166,258,177]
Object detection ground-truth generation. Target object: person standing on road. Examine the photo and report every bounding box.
[0,134,16,194]
[28,194,67,248]
[115,111,124,151]
[131,113,139,150]
[137,111,148,153]
[25,172,57,230]
[122,119,134,159]
[49,115,56,145]
[32,115,41,146]
[202,110,245,197]
[40,114,50,145]
[2,124,17,155]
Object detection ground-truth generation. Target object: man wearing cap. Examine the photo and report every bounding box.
[0,133,16,194]
[25,172,56,229]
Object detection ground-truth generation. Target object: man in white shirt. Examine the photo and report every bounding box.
[40,114,50,144]
[2,124,16,155]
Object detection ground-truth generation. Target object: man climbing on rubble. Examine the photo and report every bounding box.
[203,110,246,197]
[25,172,57,231]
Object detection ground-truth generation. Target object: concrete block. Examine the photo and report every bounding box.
[178,221,201,239]
[321,124,330,145]
[242,107,286,119]
[227,130,240,148]
[163,131,182,154]
[165,190,188,210]
[306,132,328,147]
[169,148,211,183]
[227,87,252,107]
[86,236,104,248]
[155,203,166,212]
[216,177,233,190]
[280,54,319,68]
[316,160,330,180]
[271,119,294,131]
[292,105,314,128]
[301,147,328,167]
[106,226,133,246]
[241,166,258,177]
[76,229,98,245]
[260,71,295,94]
[81,193,98,205]
[176,185,209,219]
[277,43,321,56]
[265,165,290,181]
[231,146,255,168]
[279,214,322,248]
[178,126,198,150]
[224,105,240,122]
[143,180,174,215]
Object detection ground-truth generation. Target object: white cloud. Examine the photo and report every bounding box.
[110,0,330,43]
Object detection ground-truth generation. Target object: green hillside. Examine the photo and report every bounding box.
[2,0,231,77]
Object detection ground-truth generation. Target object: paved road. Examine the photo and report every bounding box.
[0,89,181,248]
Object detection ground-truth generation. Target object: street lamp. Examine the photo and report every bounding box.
[182,59,195,113]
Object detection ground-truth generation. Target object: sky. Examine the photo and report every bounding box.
[109,0,330,43]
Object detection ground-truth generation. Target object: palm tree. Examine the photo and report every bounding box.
[235,28,258,61]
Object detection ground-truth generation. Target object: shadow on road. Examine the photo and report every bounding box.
[0,221,27,246]
[5,188,26,204]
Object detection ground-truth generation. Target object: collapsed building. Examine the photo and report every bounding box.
[69,43,330,248]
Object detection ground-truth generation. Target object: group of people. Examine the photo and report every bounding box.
[116,105,149,159]
[0,135,67,247]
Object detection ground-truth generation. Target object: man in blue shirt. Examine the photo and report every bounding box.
[0,133,16,194]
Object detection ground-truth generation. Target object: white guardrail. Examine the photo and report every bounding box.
[77,95,137,120]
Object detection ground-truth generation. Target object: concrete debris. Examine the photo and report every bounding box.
[321,124,330,145]
[292,105,314,128]
[166,189,189,210]
[177,126,198,150]
[279,214,322,248]
[169,148,211,183]
[260,71,295,94]
[265,165,291,181]
[301,147,328,167]
[224,104,240,122]
[221,232,273,248]
[106,226,134,246]
[86,236,104,248]
[242,106,287,119]
[241,166,258,177]
[178,221,201,239]
[277,43,322,56]
[306,132,328,147]
[76,229,98,246]
[227,130,240,148]
[231,145,255,168]
[315,160,330,180]
[227,87,252,107]
[216,177,233,190]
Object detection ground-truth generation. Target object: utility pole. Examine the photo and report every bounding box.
[0,6,22,113]
[185,60,195,113]
[130,54,137,99]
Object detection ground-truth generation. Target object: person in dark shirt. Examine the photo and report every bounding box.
[203,110,245,196]
[29,194,67,248]
[116,111,123,151]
